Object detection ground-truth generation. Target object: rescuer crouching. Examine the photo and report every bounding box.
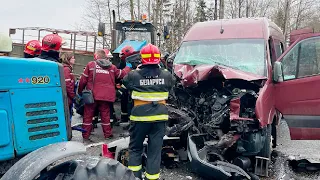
[78,49,131,141]
[122,44,175,180]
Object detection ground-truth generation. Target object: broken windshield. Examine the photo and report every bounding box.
[174,39,266,76]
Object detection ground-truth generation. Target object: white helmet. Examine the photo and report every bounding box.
[0,33,13,53]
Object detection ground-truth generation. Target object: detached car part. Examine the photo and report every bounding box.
[187,134,251,180]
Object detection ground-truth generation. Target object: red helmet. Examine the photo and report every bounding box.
[41,34,63,52]
[24,40,42,55]
[140,44,161,65]
[120,45,135,60]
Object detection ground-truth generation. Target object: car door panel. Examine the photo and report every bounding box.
[274,35,320,140]
[275,75,320,115]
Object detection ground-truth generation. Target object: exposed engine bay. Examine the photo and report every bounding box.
[165,73,270,179]
[167,78,261,138]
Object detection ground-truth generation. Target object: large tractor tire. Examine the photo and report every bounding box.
[35,156,136,180]
[1,142,136,180]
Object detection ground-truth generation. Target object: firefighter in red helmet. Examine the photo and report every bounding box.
[122,44,174,180]
[24,40,42,58]
[39,34,63,63]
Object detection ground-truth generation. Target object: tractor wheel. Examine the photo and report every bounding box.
[34,156,136,180]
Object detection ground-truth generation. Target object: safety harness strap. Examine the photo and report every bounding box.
[133,99,166,106]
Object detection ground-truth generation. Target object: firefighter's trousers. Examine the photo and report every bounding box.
[128,121,166,180]
[82,100,112,139]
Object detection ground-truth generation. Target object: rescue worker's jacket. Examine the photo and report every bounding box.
[38,50,61,63]
[122,65,174,122]
[78,58,130,102]
[63,64,75,106]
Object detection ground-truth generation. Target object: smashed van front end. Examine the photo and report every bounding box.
[167,36,271,179]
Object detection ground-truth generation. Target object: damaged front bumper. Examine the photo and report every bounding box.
[187,134,251,180]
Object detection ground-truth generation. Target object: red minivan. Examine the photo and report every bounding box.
[169,17,320,179]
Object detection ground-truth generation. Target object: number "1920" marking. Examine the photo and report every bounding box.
[31,76,50,84]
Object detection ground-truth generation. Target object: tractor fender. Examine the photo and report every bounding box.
[1,141,86,180]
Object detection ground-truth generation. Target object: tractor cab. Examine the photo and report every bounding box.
[115,20,156,47]
[110,14,156,66]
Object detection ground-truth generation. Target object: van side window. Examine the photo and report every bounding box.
[281,37,320,80]
[297,37,320,78]
[282,44,299,80]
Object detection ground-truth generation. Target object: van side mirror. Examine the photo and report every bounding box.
[273,61,284,82]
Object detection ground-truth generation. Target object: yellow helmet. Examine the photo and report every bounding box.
[0,33,13,53]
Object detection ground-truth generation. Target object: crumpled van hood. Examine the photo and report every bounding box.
[174,64,267,87]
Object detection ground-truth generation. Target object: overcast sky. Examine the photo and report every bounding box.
[0,0,86,34]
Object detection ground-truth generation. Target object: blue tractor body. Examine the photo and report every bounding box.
[0,57,71,161]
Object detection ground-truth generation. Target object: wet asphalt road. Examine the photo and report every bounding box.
[71,103,320,180]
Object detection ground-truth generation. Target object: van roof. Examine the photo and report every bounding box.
[183,17,284,42]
